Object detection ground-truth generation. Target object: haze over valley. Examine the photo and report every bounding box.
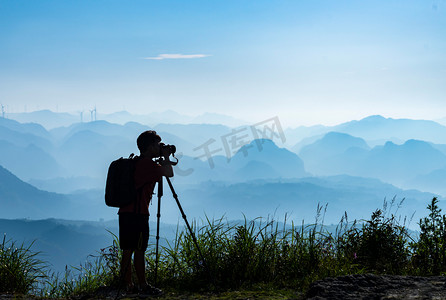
[2,110,446,271]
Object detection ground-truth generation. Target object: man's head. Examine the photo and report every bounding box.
[137,130,162,157]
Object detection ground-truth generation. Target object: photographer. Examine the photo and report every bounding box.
[118,130,173,295]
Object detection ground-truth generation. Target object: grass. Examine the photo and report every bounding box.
[40,231,122,298]
[146,204,367,291]
[2,197,446,298]
[0,234,47,295]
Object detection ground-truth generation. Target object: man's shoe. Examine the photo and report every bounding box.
[138,284,163,296]
[122,285,139,297]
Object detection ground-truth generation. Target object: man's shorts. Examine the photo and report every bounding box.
[119,213,149,251]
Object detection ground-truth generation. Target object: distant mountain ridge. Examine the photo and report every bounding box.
[174,175,439,227]
[335,115,446,144]
[0,116,50,139]
[0,140,63,180]
[299,132,446,187]
[231,139,308,179]
[5,112,446,145]
[299,132,370,169]
[4,113,446,278]
[2,114,446,199]
[362,140,446,184]
[6,109,247,129]
[0,165,69,218]
[170,139,308,183]
[1,162,440,229]
[0,164,120,220]
[287,115,446,148]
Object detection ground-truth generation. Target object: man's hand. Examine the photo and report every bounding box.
[160,159,174,177]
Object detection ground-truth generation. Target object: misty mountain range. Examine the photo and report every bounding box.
[1,112,446,222]
[2,112,446,194]
[6,109,247,129]
[0,161,436,272]
[0,158,435,228]
[3,111,446,274]
[288,115,446,149]
[299,132,446,190]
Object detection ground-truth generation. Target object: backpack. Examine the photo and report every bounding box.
[105,153,139,208]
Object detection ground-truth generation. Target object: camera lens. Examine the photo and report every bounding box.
[161,143,176,155]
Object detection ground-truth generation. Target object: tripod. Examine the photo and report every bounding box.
[154,175,209,285]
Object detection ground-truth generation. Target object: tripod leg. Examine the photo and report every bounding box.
[165,177,211,278]
[154,178,163,286]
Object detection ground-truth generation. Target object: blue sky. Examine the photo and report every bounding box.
[1,0,445,126]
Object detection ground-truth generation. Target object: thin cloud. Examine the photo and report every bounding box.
[143,54,211,60]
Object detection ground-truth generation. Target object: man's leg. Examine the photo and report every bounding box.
[134,249,147,288]
[121,249,134,289]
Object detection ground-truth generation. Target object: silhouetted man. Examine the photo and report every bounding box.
[118,130,173,295]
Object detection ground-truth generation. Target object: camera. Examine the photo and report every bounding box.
[160,143,176,156]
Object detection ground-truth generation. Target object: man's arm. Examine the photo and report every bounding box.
[160,146,174,177]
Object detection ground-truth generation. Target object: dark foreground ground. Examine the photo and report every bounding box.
[307,274,446,300]
[2,274,446,299]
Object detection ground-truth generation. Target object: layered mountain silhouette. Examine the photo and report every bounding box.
[7,111,446,145]
[0,164,119,220]
[363,140,446,184]
[287,115,446,148]
[299,133,446,186]
[172,175,437,226]
[0,118,53,152]
[171,139,308,183]
[0,116,50,139]
[154,123,231,148]
[7,109,246,129]
[2,114,446,221]
[335,115,446,144]
[7,110,79,129]
[57,129,133,178]
[231,139,308,179]
[299,132,370,171]
[2,114,446,192]
[405,168,446,196]
[0,165,69,218]
[0,140,63,180]
[4,112,446,278]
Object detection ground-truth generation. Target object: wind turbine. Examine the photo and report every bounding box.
[89,106,97,122]
[78,110,84,123]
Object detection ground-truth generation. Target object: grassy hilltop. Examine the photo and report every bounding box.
[2,197,446,299]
